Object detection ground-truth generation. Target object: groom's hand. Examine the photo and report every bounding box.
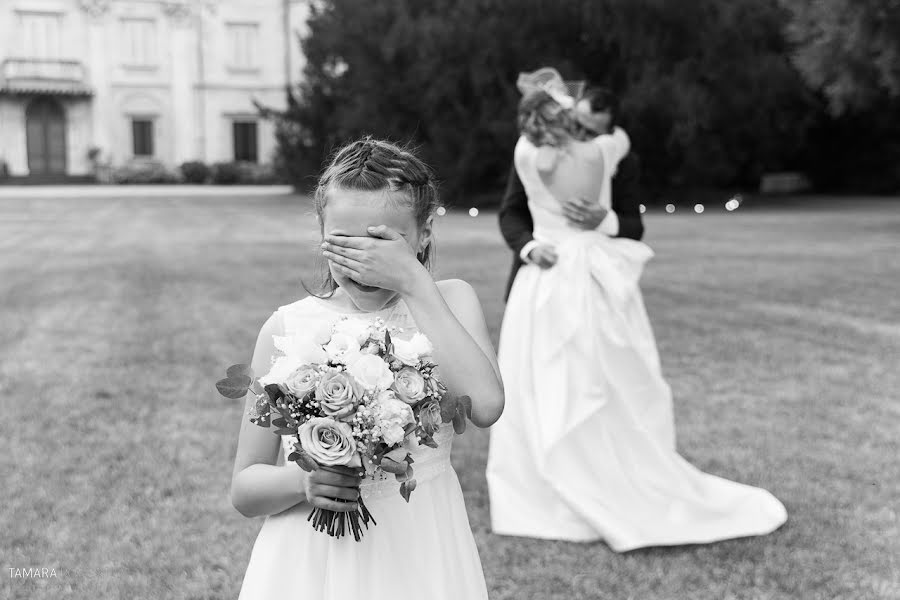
[527,244,558,269]
[563,196,609,230]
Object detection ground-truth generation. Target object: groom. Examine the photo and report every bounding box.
[498,86,645,299]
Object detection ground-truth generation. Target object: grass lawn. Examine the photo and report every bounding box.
[1,193,898,600]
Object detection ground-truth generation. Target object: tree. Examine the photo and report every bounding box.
[266,0,817,199]
[782,0,900,115]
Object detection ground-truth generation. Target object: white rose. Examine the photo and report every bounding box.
[408,332,433,358]
[324,332,361,365]
[390,337,420,366]
[259,354,306,387]
[273,335,328,364]
[381,423,406,446]
[373,393,415,428]
[311,322,334,346]
[333,317,372,345]
[347,354,394,391]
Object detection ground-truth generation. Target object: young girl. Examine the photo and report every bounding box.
[231,138,504,599]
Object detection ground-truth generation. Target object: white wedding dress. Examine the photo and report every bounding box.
[486,132,787,552]
[238,297,488,599]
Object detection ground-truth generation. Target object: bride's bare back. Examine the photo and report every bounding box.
[536,138,606,207]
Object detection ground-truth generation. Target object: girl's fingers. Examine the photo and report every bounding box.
[322,250,363,271]
[321,242,365,260]
[310,496,359,512]
[311,484,361,502]
[323,235,371,249]
[329,262,362,280]
[366,225,402,240]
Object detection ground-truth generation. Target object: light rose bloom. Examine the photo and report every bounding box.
[408,332,434,358]
[315,369,360,420]
[281,364,318,397]
[298,417,361,467]
[372,391,415,445]
[311,322,334,346]
[259,355,307,388]
[382,423,406,446]
[393,366,427,405]
[272,335,328,364]
[392,332,434,367]
[324,332,361,365]
[347,354,394,391]
[390,337,420,366]
[333,317,373,345]
[418,397,442,436]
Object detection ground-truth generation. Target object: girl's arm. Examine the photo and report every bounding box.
[230,312,308,517]
[405,278,505,428]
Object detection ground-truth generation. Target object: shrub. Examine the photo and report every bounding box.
[211,162,241,184]
[211,161,281,185]
[110,161,179,184]
[180,161,211,184]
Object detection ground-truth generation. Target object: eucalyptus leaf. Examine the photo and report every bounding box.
[249,415,270,427]
[264,384,283,403]
[290,449,319,472]
[452,410,467,434]
[273,428,295,436]
[457,395,473,419]
[216,376,251,399]
[399,478,417,502]
[227,364,254,379]
[272,417,288,429]
[439,394,457,423]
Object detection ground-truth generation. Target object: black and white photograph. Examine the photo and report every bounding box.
[1,1,898,599]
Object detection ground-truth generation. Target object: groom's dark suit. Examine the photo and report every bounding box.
[498,152,646,300]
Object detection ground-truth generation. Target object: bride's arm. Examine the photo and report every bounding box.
[230,313,309,518]
[404,278,504,428]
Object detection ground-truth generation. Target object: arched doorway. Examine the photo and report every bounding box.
[26,97,67,176]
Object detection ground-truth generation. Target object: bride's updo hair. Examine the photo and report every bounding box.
[308,137,442,296]
[518,90,591,147]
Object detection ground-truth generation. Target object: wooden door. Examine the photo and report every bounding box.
[26,97,67,175]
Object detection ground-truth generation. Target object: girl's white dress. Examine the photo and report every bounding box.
[238,297,488,600]
[486,131,788,552]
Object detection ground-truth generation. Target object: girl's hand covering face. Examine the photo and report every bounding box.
[322,225,428,296]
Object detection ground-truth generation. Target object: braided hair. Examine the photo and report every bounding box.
[308,137,442,297]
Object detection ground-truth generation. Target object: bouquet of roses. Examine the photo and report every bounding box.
[217,316,471,541]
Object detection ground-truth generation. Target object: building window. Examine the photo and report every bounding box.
[19,12,62,58]
[132,119,154,157]
[121,18,157,66]
[233,121,258,162]
[226,23,259,70]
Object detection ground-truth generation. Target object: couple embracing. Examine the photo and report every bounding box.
[486,67,788,551]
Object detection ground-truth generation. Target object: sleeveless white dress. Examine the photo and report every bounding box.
[485,133,787,551]
[238,296,489,599]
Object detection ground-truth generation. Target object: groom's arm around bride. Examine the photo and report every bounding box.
[498,151,645,300]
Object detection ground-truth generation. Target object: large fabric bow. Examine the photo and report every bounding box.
[516,67,585,110]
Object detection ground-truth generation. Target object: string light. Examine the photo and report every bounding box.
[468,208,479,217]
[436,207,447,216]
[639,204,646,214]
[694,204,704,214]
[665,204,675,214]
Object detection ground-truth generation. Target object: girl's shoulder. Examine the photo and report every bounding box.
[273,295,335,336]
[435,279,481,310]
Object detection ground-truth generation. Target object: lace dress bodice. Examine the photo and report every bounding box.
[272,295,454,502]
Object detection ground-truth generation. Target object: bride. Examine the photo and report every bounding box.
[486,68,788,552]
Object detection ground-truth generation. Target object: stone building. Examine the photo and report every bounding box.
[0,0,307,181]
